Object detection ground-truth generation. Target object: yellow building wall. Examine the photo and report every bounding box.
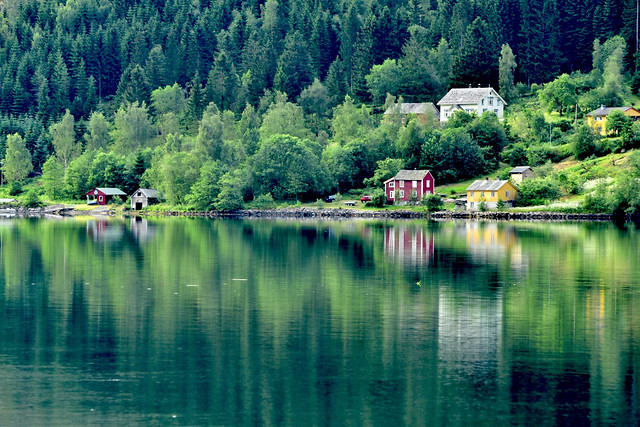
[466,182,518,203]
[587,116,607,136]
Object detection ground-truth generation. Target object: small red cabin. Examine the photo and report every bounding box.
[384,170,435,204]
[86,188,127,205]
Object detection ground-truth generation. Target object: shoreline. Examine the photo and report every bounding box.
[0,205,622,222]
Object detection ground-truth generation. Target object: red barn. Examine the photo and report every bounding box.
[85,188,127,205]
[384,170,435,204]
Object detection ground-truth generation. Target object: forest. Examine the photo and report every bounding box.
[0,0,638,211]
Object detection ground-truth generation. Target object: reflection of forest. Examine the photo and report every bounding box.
[0,218,637,424]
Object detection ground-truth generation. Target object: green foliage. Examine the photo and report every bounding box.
[574,125,598,160]
[516,178,562,206]
[371,191,387,208]
[41,157,66,200]
[251,193,277,209]
[606,110,631,136]
[364,158,404,188]
[2,133,33,184]
[215,170,246,211]
[186,162,224,211]
[538,74,578,116]
[21,189,43,208]
[496,199,505,210]
[422,194,444,212]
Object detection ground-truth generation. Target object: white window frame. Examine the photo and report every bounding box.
[491,191,495,198]
[412,180,417,188]
[505,190,510,198]
[399,180,404,187]
[411,190,417,198]
[399,190,405,198]
[425,180,430,188]
[470,191,474,197]
[389,190,395,199]
[389,181,395,188]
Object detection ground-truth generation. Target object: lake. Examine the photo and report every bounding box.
[0,217,638,425]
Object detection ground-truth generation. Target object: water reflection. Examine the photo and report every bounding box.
[0,218,637,425]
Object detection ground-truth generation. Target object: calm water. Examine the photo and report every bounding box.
[0,217,638,425]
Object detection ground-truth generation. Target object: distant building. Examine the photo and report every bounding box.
[130,188,160,210]
[509,166,535,184]
[384,170,435,204]
[383,103,440,124]
[586,106,640,136]
[437,87,506,122]
[466,179,517,210]
[85,188,127,205]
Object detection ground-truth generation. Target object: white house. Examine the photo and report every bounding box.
[437,87,507,122]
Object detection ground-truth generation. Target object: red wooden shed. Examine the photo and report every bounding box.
[86,188,127,205]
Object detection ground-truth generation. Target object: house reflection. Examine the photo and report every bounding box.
[86,219,124,242]
[383,225,434,266]
[129,217,156,242]
[462,222,525,271]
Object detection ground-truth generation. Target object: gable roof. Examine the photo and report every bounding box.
[133,188,159,198]
[586,106,639,117]
[384,103,439,116]
[510,166,533,174]
[95,188,126,196]
[466,180,512,192]
[437,87,507,106]
[391,169,431,181]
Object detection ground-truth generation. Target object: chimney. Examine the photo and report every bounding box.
[601,105,606,110]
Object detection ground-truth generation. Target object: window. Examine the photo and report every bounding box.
[483,109,487,112]
[389,191,395,199]
[412,180,417,188]
[470,202,474,208]
[491,191,495,198]
[505,190,510,198]
[99,195,104,202]
[470,191,474,197]
[494,109,498,114]
[489,97,494,105]
[399,190,405,198]
[481,99,485,105]
[399,180,404,187]
[481,191,485,198]
[425,180,430,188]
[389,181,395,188]
[411,190,417,198]
[497,99,501,106]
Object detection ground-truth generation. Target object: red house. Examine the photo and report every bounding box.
[86,188,127,205]
[384,170,435,204]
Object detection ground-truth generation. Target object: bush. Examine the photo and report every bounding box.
[252,193,277,209]
[573,125,598,160]
[582,184,610,213]
[21,190,43,208]
[371,192,387,208]
[8,181,22,196]
[516,178,561,206]
[422,193,444,212]
[527,144,563,166]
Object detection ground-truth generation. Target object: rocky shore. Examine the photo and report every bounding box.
[138,207,617,222]
[0,204,622,222]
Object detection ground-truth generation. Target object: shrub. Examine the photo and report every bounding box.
[479,199,488,211]
[21,190,43,208]
[496,199,505,210]
[516,178,561,206]
[573,125,597,160]
[371,192,387,208]
[422,194,444,212]
[8,181,22,196]
[252,193,277,209]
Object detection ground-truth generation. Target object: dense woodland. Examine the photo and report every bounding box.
[0,0,638,210]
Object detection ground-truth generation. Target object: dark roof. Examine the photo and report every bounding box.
[437,87,507,106]
[384,103,439,116]
[95,188,126,196]
[133,188,159,198]
[391,170,431,181]
[586,106,637,117]
[466,180,511,191]
[510,166,533,173]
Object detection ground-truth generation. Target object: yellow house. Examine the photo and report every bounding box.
[586,106,640,136]
[466,179,517,210]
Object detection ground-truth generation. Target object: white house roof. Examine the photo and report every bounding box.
[510,166,533,174]
[437,87,507,106]
[96,188,126,196]
[466,180,510,192]
[384,103,439,116]
[392,170,431,181]
[133,188,160,198]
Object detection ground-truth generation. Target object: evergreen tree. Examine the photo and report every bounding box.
[451,17,499,87]
[498,43,517,101]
